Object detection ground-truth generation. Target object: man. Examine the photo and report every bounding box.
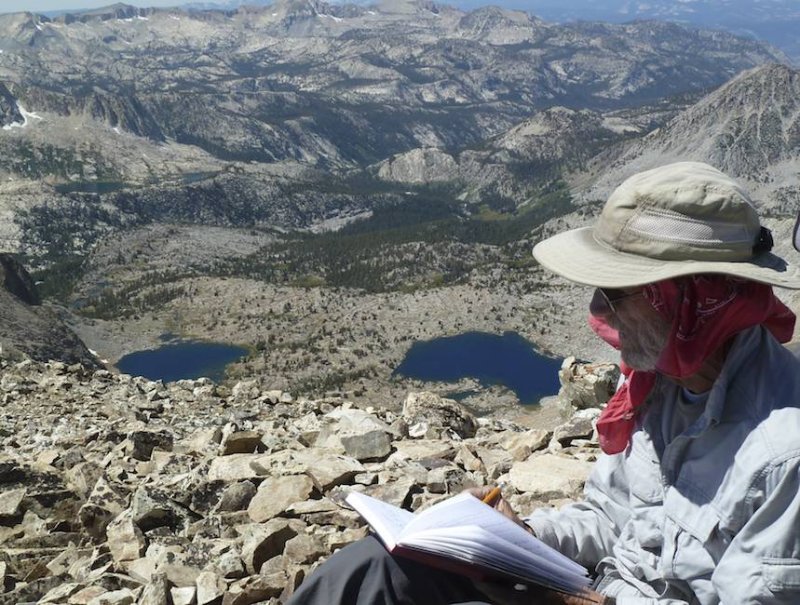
[287,162,800,604]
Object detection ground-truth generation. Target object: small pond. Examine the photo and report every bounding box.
[116,341,249,383]
[394,331,562,405]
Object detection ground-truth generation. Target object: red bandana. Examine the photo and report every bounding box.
[589,276,796,454]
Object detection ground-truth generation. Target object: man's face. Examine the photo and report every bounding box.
[590,287,671,371]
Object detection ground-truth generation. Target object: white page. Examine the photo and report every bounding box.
[348,490,589,593]
[405,526,589,593]
[346,491,413,550]
[402,492,585,575]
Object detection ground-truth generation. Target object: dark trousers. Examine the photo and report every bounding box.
[287,535,549,605]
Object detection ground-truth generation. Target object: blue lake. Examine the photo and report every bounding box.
[116,341,249,383]
[394,331,562,405]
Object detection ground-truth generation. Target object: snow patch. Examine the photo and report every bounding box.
[2,104,43,131]
[601,117,640,135]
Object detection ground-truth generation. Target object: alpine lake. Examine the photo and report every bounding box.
[116,340,249,384]
[395,331,562,405]
[116,331,561,404]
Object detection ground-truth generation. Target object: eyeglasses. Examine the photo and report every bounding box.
[599,287,642,313]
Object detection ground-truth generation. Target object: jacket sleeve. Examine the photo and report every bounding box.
[523,452,632,571]
[709,454,800,604]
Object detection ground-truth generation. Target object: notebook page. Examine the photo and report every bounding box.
[407,526,589,592]
[346,491,414,550]
[407,528,590,593]
[402,492,585,575]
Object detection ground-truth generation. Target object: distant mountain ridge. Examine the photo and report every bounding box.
[0,1,783,169]
[457,0,800,61]
[576,64,800,214]
[24,0,800,62]
[0,0,791,264]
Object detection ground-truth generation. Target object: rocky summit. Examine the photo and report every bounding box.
[0,354,618,605]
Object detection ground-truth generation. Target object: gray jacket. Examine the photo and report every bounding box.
[527,326,800,604]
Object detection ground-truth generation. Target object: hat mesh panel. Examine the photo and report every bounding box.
[624,208,754,248]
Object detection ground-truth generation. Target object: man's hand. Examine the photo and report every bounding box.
[465,486,534,534]
[466,489,615,604]
[549,589,615,605]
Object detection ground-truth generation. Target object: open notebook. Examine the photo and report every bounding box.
[346,491,590,595]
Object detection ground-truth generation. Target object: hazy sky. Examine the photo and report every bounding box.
[1,1,190,14]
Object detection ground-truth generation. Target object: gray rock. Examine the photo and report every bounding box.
[87,588,138,605]
[184,428,223,453]
[221,431,264,456]
[207,454,274,482]
[161,563,202,588]
[106,511,147,564]
[130,486,197,533]
[138,572,170,605]
[238,519,299,575]
[126,430,174,462]
[363,476,417,507]
[247,475,316,523]
[497,429,551,460]
[39,581,82,604]
[78,477,130,541]
[196,570,226,605]
[170,586,197,605]
[283,534,328,564]
[558,357,620,410]
[223,573,285,605]
[390,439,455,462]
[215,481,258,513]
[402,392,477,439]
[552,409,600,448]
[509,454,593,499]
[317,408,393,461]
[0,487,25,518]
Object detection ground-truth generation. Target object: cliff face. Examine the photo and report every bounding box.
[0,253,99,367]
[0,254,40,305]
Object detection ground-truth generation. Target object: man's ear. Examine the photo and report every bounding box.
[794,212,800,253]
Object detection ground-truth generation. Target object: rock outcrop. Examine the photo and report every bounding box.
[0,254,99,368]
[0,356,613,604]
[0,84,23,129]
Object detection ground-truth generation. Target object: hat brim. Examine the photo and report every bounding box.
[533,227,800,290]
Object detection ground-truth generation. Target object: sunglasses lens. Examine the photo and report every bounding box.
[599,288,639,312]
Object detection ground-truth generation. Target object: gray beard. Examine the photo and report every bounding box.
[618,314,671,372]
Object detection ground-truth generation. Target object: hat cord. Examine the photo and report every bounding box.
[753,226,773,255]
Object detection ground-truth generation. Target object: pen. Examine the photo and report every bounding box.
[481,485,502,506]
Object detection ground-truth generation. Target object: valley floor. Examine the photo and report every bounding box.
[67,275,615,418]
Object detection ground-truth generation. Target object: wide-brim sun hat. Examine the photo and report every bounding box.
[533,161,800,289]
